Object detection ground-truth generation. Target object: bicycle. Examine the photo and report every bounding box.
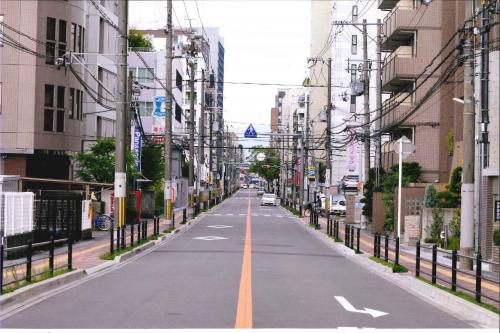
[93,213,113,231]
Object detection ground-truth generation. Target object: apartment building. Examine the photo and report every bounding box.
[0,0,87,179]
[138,27,225,189]
[378,0,465,183]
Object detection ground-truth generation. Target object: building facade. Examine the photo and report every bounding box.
[0,0,87,179]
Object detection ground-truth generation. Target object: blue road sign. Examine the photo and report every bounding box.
[244,124,257,138]
[153,96,165,118]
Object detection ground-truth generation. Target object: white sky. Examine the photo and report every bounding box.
[129,0,311,148]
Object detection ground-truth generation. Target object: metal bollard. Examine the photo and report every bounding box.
[67,237,73,271]
[377,234,381,258]
[183,208,187,223]
[121,227,125,249]
[350,226,354,249]
[110,226,114,253]
[26,241,33,282]
[431,244,437,284]
[415,241,421,277]
[49,235,55,277]
[384,234,389,262]
[356,228,360,253]
[131,223,134,247]
[116,226,121,250]
[395,237,400,266]
[0,244,3,294]
[172,213,175,230]
[373,233,377,257]
[144,221,148,239]
[451,249,457,291]
[346,226,349,246]
[475,253,482,303]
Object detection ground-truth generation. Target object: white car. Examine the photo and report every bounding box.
[330,196,346,217]
[261,193,277,206]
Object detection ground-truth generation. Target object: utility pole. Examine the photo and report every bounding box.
[164,0,173,227]
[292,111,298,206]
[114,0,128,234]
[188,57,196,217]
[477,0,492,256]
[209,91,214,200]
[299,111,305,212]
[305,93,310,202]
[362,19,370,185]
[197,69,205,209]
[460,0,475,270]
[375,18,382,188]
[325,58,332,190]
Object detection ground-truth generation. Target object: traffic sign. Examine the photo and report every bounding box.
[256,152,266,161]
[244,124,257,138]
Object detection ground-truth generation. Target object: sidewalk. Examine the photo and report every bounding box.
[300,214,500,308]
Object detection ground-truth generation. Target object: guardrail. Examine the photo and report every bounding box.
[1,236,72,294]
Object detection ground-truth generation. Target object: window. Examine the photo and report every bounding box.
[44,110,54,131]
[99,18,105,53]
[55,86,65,132]
[175,103,182,122]
[56,110,65,132]
[57,86,65,108]
[138,101,153,116]
[58,20,67,58]
[352,5,358,23]
[176,70,183,91]
[138,68,154,83]
[0,15,4,47]
[46,17,56,64]
[75,89,80,120]
[46,17,56,40]
[79,90,83,120]
[45,85,54,107]
[71,23,77,52]
[69,88,75,119]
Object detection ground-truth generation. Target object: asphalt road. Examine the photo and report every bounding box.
[1,189,471,329]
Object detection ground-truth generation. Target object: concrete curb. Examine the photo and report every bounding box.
[284,208,499,329]
[0,269,86,313]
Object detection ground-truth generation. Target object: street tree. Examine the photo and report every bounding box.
[74,138,137,186]
[128,28,153,49]
[249,146,280,190]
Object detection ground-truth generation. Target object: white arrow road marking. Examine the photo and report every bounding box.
[334,296,388,318]
[206,225,233,229]
[193,236,228,240]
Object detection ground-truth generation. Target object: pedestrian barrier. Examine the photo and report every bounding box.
[416,242,500,305]
[0,236,73,294]
[373,233,401,266]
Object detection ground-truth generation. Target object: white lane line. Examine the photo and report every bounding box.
[193,236,228,241]
[207,225,233,229]
[264,214,271,217]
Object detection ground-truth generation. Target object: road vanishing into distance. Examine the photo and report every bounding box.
[1,190,471,329]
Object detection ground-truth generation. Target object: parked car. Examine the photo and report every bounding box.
[341,175,359,192]
[242,184,248,189]
[256,188,265,196]
[330,195,346,217]
[261,193,277,206]
[249,184,256,189]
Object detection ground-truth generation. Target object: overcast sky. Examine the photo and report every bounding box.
[129,0,311,148]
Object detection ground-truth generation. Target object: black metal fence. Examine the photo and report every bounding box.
[416,242,500,305]
[1,236,73,294]
[373,233,401,266]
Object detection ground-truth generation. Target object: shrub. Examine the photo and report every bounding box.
[424,237,437,243]
[446,166,462,194]
[449,207,461,237]
[436,191,460,208]
[423,184,437,208]
[494,229,500,247]
[428,208,444,244]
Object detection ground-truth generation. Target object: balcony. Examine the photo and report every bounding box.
[381,7,417,51]
[378,0,399,11]
[382,53,418,93]
[380,96,412,130]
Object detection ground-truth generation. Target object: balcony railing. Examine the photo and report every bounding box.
[378,0,399,11]
[382,55,418,92]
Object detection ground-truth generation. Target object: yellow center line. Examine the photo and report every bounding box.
[235,193,253,328]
